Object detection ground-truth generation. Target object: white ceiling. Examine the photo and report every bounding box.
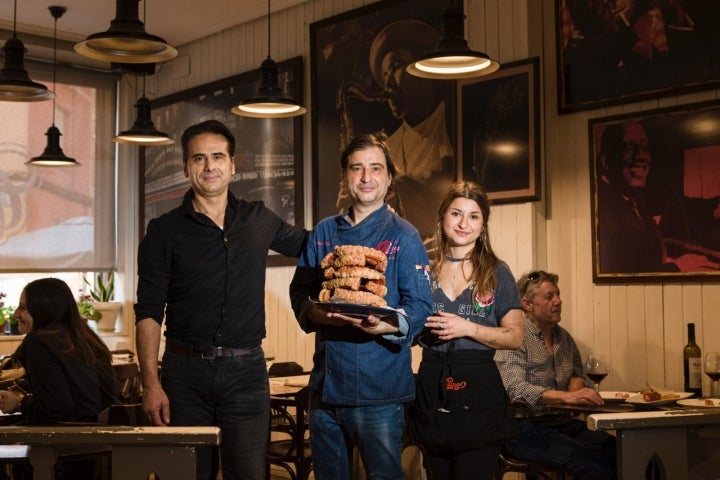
[1,0,308,68]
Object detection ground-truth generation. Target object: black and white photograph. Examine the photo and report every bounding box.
[310,0,456,245]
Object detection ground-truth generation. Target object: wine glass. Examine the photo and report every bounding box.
[262,340,276,372]
[585,353,610,392]
[704,352,720,398]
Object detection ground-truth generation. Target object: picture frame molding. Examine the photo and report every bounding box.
[588,99,720,283]
[556,0,720,114]
[457,56,541,204]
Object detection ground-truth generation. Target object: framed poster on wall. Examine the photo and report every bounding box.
[310,0,456,246]
[589,100,720,282]
[457,57,541,204]
[141,57,304,266]
[557,0,720,113]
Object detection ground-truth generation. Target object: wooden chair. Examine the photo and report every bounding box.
[495,448,565,480]
[112,362,142,404]
[267,386,312,480]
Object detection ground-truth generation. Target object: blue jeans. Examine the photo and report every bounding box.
[308,392,405,480]
[161,347,270,480]
[506,416,617,480]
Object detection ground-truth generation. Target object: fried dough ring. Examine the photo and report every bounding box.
[332,288,387,307]
[333,252,366,268]
[320,252,336,269]
[332,266,385,280]
[319,289,333,302]
[323,277,362,291]
[334,245,388,272]
[364,280,387,297]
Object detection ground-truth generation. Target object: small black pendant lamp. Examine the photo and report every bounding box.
[406,0,500,79]
[113,75,174,145]
[27,6,79,166]
[232,0,306,118]
[0,0,54,102]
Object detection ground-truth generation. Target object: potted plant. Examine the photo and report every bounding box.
[0,292,20,335]
[77,293,101,324]
[84,269,122,332]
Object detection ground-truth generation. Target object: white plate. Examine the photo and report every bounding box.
[677,398,720,408]
[626,391,694,406]
[599,391,635,402]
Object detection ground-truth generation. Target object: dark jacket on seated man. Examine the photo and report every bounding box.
[494,270,616,480]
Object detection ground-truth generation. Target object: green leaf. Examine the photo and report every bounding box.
[84,268,116,302]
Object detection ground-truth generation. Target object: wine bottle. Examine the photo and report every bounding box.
[683,323,702,396]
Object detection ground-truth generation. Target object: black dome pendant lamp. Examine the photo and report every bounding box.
[74,0,177,64]
[406,0,500,79]
[113,74,174,145]
[0,0,54,102]
[232,0,306,118]
[27,6,79,166]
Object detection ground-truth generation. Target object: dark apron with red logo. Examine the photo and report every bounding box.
[408,345,518,452]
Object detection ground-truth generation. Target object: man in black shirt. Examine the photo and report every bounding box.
[134,119,307,480]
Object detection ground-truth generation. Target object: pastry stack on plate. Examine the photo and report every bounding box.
[319,245,388,307]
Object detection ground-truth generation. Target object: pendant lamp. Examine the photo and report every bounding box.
[27,6,79,166]
[232,0,306,118]
[0,0,54,101]
[406,0,500,79]
[113,75,174,145]
[74,0,177,64]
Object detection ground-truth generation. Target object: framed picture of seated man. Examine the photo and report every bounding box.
[589,100,720,283]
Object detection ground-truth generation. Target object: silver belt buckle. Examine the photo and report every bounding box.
[200,347,220,359]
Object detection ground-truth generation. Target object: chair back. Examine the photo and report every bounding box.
[112,362,141,404]
[269,362,304,377]
[97,403,152,426]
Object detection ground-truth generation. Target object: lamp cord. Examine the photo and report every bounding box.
[52,12,57,126]
[12,0,17,35]
[266,0,271,60]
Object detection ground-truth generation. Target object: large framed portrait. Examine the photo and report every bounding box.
[589,100,720,283]
[457,57,541,204]
[310,0,456,245]
[557,0,720,113]
[142,57,304,266]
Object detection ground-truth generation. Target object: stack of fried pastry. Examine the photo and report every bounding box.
[319,245,388,307]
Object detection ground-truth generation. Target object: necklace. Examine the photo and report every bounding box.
[445,255,469,263]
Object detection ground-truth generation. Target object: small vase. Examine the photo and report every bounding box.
[93,301,122,332]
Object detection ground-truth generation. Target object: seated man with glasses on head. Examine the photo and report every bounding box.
[494,270,616,480]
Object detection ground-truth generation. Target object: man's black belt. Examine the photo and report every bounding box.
[165,342,259,359]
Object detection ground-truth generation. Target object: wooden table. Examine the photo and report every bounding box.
[587,407,720,479]
[0,425,220,480]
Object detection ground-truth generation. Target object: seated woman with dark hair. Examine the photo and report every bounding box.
[0,278,120,479]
